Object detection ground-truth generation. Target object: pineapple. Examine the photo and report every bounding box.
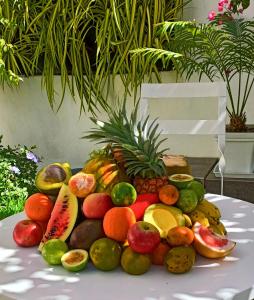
[84,101,169,194]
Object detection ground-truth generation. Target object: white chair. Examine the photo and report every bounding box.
[139,82,227,195]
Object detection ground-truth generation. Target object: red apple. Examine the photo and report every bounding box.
[13,219,43,247]
[127,221,161,254]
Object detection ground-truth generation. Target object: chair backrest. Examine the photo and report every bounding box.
[140,82,227,195]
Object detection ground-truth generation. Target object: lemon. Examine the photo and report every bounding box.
[42,239,68,265]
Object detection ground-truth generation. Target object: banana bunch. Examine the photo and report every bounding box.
[196,199,221,224]
[186,199,227,235]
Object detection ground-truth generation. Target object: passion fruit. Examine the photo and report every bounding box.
[169,174,194,189]
[61,249,89,272]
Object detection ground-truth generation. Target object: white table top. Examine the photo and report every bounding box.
[0,193,254,300]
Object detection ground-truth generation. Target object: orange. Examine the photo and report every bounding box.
[25,193,54,222]
[151,241,171,265]
[89,238,122,271]
[103,207,136,242]
[158,184,179,205]
[121,246,151,275]
[166,226,194,246]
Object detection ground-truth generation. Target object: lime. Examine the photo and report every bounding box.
[176,189,198,213]
[42,239,68,265]
[187,180,205,202]
[111,182,137,206]
[165,246,196,274]
[121,246,151,275]
[89,238,122,271]
[61,249,89,272]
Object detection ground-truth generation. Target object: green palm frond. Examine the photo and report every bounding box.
[130,48,182,69]
[131,18,254,118]
[84,100,168,178]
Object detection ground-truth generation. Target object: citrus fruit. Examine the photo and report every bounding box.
[61,249,89,272]
[187,180,205,202]
[25,193,54,222]
[68,172,96,198]
[103,207,136,242]
[121,246,151,275]
[42,239,68,265]
[176,189,198,213]
[166,226,194,246]
[165,246,196,274]
[89,238,122,271]
[169,174,194,189]
[151,242,171,265]
[193,222,236,258]
[158,184,179,205]
[111,182,137,206]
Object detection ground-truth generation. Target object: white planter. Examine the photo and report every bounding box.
[224,132,254,175]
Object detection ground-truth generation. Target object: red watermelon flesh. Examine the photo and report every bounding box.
[38,184,78,251]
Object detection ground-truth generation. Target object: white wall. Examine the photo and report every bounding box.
[1,2,254,168]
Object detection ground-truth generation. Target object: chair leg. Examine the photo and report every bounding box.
[220,174,224,196]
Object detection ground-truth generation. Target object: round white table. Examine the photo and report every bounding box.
[0,194,254,300]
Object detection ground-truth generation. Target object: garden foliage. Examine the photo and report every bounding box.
[0,135,40,219]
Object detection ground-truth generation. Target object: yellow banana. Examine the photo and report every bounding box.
[188,209,210,227]
[209,222,227,235]
[196,199,221,220]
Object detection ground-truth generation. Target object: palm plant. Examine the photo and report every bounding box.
[131,8,254,131]
[0,0,189,114]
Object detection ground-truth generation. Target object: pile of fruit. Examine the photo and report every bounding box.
[12,103,236,274]
[13,160,236,275]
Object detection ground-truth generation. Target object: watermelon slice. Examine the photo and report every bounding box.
[38,184,78,251]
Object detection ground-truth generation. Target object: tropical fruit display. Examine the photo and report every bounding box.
[12,102,236,276]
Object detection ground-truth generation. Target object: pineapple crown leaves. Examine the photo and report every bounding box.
[84,99,169,178]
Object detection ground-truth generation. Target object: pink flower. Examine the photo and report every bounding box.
[218,5,224,12]
[228,2,233,9]
[218,20,223,25]
[208,10,217,21]
[218,0,228,5]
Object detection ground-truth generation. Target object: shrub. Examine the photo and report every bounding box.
[0,135,41,220]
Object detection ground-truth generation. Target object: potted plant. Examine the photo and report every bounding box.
[131,0,254,175]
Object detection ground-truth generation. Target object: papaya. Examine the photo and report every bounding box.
[35,162,72,195]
